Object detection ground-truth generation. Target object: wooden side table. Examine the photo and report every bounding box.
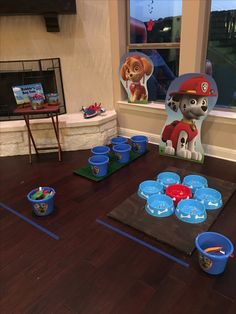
[14,104,62,163]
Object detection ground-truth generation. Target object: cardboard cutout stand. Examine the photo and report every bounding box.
[159,73,218,163]
[119,52,154,104]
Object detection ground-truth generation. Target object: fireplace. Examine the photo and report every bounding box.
[0,58,66,121]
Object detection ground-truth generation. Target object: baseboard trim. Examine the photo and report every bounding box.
[118,127,236,162]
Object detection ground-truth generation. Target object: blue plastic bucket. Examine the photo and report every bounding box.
[195,232,234,275]
[88,155,109,177]
[146,194,174,217]
[27,187,55,216]
[113,144,131,163]
[183,175,208,193]
[175,199,207,224]
[111,137,127,146]
[195,188,222,210]
[91,145,110,156]
[131,135,148,154]
[157,172,181,189]
[138,180,163,200]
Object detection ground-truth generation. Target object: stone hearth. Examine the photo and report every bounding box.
[0,110,117,157]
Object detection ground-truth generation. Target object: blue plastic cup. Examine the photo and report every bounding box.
[113,144,131,163]
[131,135,148,154]
[88,155,109,177]
[111,137,127,146]
[195,232,234,275]
[27,187,55,216]
[91,145,110,156]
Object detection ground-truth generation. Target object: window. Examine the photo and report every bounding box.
[206,0,236,108]
[128,0,182,101]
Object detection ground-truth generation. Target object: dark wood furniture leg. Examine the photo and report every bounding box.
[24,114,39,163]
[50,112,62,161]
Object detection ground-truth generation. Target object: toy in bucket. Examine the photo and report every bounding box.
[195,232,234,275]
[131,135,148,154]
[88,155,109,177]
[30,94,45,110]
[27,186,55,216]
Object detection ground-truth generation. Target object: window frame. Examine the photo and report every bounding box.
[126,0,181,104]
[109,0,235,114]
[127,0,181,50]
[205,0,236,111]
[126,0,236,112]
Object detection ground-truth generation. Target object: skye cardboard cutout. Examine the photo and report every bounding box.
[119,52,153,103]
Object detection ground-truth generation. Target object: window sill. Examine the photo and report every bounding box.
[117,100,236,125]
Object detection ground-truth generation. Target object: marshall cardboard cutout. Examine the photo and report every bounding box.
[159,73,218,163]
[119,52,154,103]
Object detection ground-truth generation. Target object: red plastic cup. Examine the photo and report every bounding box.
[165,184,192,205]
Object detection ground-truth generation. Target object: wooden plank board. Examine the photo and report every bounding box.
[108,167,236,255]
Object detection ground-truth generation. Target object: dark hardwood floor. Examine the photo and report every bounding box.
[0,145,236,314]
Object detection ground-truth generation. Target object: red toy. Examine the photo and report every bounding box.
[81,102,106,119]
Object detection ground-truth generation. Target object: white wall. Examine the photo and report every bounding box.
[0,0,114,112]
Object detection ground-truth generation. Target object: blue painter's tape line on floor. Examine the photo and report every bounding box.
[0,202,60,241]
[96,218,189,268]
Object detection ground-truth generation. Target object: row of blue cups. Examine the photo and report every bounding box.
[90,143,132,165]
[90,135,148,157]
[89,145,110,177]
[89,142,131,169]
[88,135,148,177]
[111,135,148,155]
[111,135,148,164]
[88,146,130,177]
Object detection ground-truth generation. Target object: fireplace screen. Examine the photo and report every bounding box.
[0,58,66,121]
